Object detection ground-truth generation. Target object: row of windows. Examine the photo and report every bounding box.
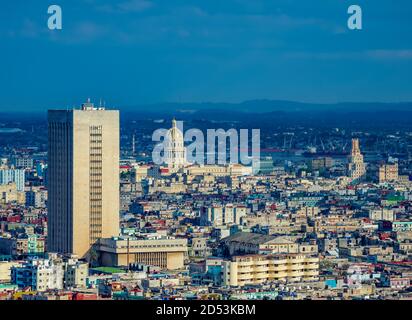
[89,126,103,244]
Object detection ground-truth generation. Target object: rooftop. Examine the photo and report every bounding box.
[221,232,276,245]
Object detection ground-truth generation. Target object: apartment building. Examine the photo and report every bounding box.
[11,255,88,292]
[201,204,247,226]
[222,253,319,287]
[220,232,318,256]
[378,162,398,183]
[0,169,25,192]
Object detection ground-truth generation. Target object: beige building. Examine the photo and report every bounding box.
[96,236,188,270]
[0,183,25,204]
[348,138,366,181]
[48,100,120,258]
[64,257,89,288]
[221,232,318,256]
[201,204,247,226]
[379,162,398,183]
[399,242,412,254]
[190,237,210,257]
[369,208,395,221]
[223,254,319,287]
[185,164,252,178]
[0,261,21,283]
[311,157,333,171]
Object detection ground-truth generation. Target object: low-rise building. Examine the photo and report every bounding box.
[96,236,188,270]
[11,254,88,292]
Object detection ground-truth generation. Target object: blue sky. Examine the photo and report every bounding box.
[0,0,411,111]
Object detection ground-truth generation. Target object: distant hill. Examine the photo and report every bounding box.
[3,100,412,117]
[117,100,412,129]
[122,100,412,114]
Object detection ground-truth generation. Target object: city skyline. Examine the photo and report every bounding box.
[1,99,412,301]
[1,0,412,306]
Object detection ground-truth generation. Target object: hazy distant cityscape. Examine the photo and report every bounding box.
[0,98,411,300]
[1,0,412,304]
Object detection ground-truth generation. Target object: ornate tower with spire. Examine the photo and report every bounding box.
[348,138,366,181]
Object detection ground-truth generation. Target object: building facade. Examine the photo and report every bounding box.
[348,138,366,181]
[201,205,247,226]
[378,162,398,183]
[222,254,319,287]
[0,169,25,192]
[11,255,88,292]
[96,236,188,270]
[47,100,120,258]
[0,183,25,204]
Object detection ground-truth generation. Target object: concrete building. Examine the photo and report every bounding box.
[96,236,188,270]
[201,204,247,226]
[252,157,274,175]
[220,232,318,256]
[185,164,252,178]
[25,188,47,208]
[221,254,319,287]
[190,237,210,258]
[0,235,45,257]
[379,162,399,183]
[311,157,333,171]
[369,208,395,221]
[0,238,28,257]
[64,256,89,289]
[11,254,88,292]
[12,258,64,292]
[0,169,25,192]
[348,139,366,181]
[0,261,22,283]
[47,99,120,258]
[11,156,33,169]
[0,183,25,204]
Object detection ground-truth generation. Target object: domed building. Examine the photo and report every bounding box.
[164,119,187,168]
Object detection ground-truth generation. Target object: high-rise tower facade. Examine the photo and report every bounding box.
[47,100,119,258]
[348,138,366,181]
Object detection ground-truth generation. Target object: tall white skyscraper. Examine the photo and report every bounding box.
[47,99,119,258]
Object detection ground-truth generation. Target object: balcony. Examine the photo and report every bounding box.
[287,271,304,277]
